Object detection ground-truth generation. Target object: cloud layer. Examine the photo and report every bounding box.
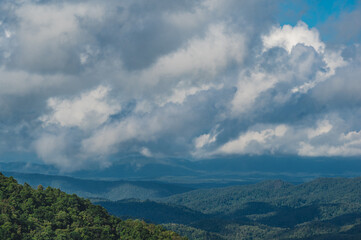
[1,0,361,171]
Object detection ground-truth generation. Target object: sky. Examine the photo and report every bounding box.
[0,0,361,172]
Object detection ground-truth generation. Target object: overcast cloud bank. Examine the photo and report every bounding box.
[1,0,361,171]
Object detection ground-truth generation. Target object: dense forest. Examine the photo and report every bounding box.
[0,173,186,240]
[3,169,361,240]
[96,178,361,240]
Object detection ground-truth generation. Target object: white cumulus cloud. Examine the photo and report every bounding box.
[262,21,325,54]
[40,86,121,130]
[217,125,288,155]
[307,120,333,139]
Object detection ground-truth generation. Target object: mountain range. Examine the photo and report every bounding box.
[2,156,361,184]
[96,178,361,240]
[2,160,361,239]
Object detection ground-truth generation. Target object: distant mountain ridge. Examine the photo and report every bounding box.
[2,171,193,201]
[2,156,361,184]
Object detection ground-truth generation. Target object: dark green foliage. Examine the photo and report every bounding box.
[162,177,361,239]
[166,178,361,216]
[97,177,361,239]
[97,199,207,224]
[258,205,320,227]
[163,224,225,240]
[0,173,186,240]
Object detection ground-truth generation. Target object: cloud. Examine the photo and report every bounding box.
[320,5,361,44]
[307,120,333,139]
[298,129,361,157]
[230,22,331,117]
[80,118,152,157]
[262,21,325,54]
[140,147,153,157]
[194,133,217,149]
[312,46,361,108]
[259,21,346,96]
[11,2,104,74]
[217,125,288,155]
[194,126,220,149]
[159,82,223,106]
[33,130,112,171]
[230,40,329,118]
[231,72,278,115]
[141,23,245,84]
[34,133,68,167]
[40,86,121,130]
[1,0,361,171]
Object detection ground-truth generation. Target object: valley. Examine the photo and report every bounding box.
[3,168,361,239]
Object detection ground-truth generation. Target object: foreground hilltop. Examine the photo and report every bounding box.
[0,173,186,240]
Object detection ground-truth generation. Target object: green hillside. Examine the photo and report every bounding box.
[0,173,186,240]
[163,177,361,239]
[97,199,207,225]
[3,169,361,240]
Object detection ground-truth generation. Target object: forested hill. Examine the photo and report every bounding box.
[166,177,361,214]
[91,177,361,239]
[0,173,186,240]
